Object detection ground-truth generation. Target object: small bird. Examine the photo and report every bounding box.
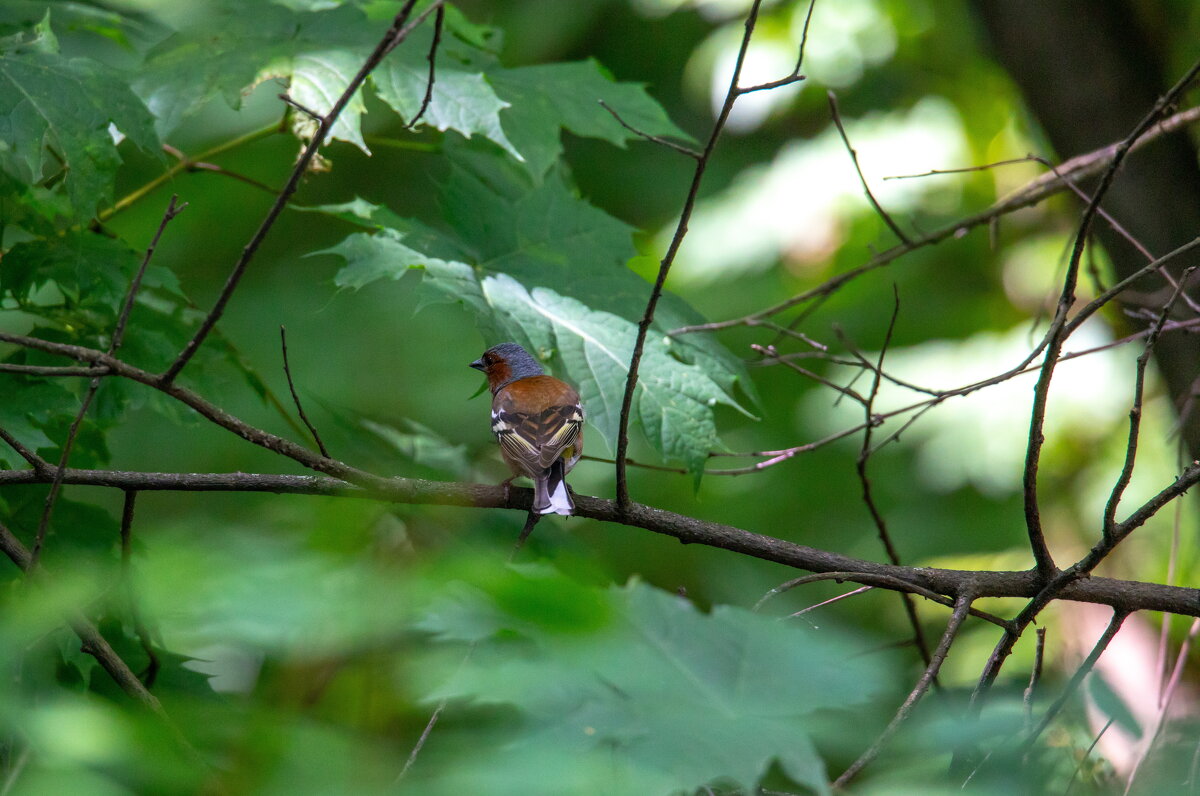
[470,342,584,515]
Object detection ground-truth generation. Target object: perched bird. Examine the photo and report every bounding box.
[470,342,584,515]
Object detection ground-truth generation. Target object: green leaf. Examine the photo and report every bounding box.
[489,59,691,177]
[372,25,519,159]
[0,377,77,466]
[312,148,753,471]
[135,3,375,143]
[54,626,98,689]
[361,417,471,478]
[482,275,733,472]
[415,573,884,796]
[0,50,160,216]
[1,231,135,311]
[264,46,371,154]
[134,3,297,136]
[0,9,57,55]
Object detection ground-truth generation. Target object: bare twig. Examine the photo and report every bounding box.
[670,105,1200,337]
[598,100,701,158]
[99,121,282,223]
[29,195,185,568]
[280,326,331,459]
[755,571,1010,629]
[1064,718,1115,796]
[883,155,1039,181]
[1018,58,1200,582]
[1023,626,1047,731]
[614,0,790,506]
[827,91,910,245]
[1124,616,1200,794]
[788,585,873,618]
[852,289,936,673]
[403,4,444,130]
[1103,267,1195,539]
[833,591,974,787]
[0,521,186,744]
[0,425,51,474]
[1023,610,1130,750]
[118,490,159,686]
[735,0,815,95]
[278,93,322,121]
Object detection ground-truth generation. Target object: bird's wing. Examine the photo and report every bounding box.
[493,402,583,470]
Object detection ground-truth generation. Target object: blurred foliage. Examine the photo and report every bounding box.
[1,0,1199,793]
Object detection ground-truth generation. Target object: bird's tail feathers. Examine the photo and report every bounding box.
[535,459,574,516]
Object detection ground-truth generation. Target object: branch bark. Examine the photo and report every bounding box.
[0,466,1196,618]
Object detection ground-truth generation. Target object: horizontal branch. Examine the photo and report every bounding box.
[2,467,1197,617]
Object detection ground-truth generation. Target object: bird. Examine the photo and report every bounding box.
[470,342,584,515]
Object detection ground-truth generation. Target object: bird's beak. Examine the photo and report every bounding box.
[469,358,485,371]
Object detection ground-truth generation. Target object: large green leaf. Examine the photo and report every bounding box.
[372,32,691,177]
[0,48,160,216]
[411,569,885,795]
[371,21,519,160]
[0,378,76,466]
[312,146,754,471]
[481,275,732,472]
[134,3,378,142]
[489,59,689,177]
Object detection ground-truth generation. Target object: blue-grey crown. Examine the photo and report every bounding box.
[488,342,544,381]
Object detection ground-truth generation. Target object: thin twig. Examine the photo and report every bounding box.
[29,195,185,568]
[398,700,446,781]
[98,121,281,223]
[0,521,191,750]
[883,155,1039,181]
[1022,610,1130,751]
[788,585,873,618]
[754,571,1010,629]
[280,326,331,458]
[119,490,159,686]
[0,425,51,474]
[833,591,974,787]
[1123,616,1200,794]
[852,288,936,674]
[1023,627,1047,731]
[827,91,910,245]
[1017,59,1200,583]
[1102,267,1195,539]
[670,104,1200,337]
[403,4,444,129]
[186,161,279,196]
[598,100,700,158]
[736,0,815,95]
[614,0,780,507]
[278,93,322,121]
[1064,718,1115,796]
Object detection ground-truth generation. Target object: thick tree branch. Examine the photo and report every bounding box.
[0,466,1197,618]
